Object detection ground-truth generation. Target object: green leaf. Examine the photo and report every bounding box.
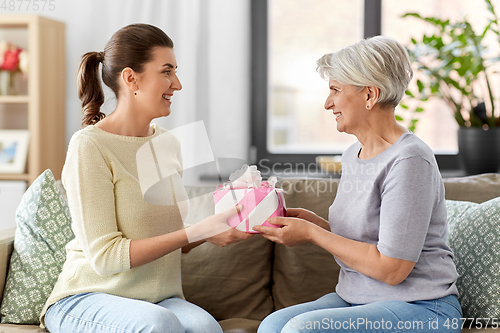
[405,90,415,98]
[409,119,419,132]
[417,79,424,93]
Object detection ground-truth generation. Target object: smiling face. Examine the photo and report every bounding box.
[324,79,367,134]
[135,47,182,118]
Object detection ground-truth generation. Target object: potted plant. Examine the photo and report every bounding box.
[399,0,500,175]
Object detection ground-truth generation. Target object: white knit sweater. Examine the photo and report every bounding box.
[40,124,187,326]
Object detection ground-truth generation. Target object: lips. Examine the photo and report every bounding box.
[162,94,172,101]
[334,112,342,120]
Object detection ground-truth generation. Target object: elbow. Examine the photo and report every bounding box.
[89,259,120,277]
[86,236,131,276]
[87,246,130,277]
[375,251,415,286]
[381,269,411,286]
[383,275,405,286]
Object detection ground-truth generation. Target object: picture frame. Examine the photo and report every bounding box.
[0,130,30,174]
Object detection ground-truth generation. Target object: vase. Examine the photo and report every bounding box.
[458,127,500,175]
[0,71,17,95]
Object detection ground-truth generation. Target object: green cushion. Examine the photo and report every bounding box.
[0,170,74,325]
[446,197,500,320]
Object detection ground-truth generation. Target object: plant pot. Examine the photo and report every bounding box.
[458,127,500,175]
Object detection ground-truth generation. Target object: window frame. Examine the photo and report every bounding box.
[250,0,459,172]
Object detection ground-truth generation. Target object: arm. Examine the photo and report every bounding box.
[286,208,330,231]
[130,230,189,268]
[309,226,415,286]
[63,136,132,276]
[65,135,246,273]
[131,204,246,266]
[182,240,205,253]
[253,218,414,286]
[254,156,437,286]
[181,227,254,254]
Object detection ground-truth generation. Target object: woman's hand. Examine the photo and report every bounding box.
[184,205,241,243]
[184,204,253,247]
[205,228,254,247]
[286,208,330,231]
[252,217,319,247]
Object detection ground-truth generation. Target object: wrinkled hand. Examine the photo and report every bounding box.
[206,228,254,247]
[252,216,316,247]
[286,208,330,231]
[185,205,244,243]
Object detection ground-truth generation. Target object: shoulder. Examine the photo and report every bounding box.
[387,132,435,166]
[66,126,107,158]
[388,133,439,176]
[68,125,100,144]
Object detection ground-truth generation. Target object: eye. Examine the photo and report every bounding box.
[163,69,178,76]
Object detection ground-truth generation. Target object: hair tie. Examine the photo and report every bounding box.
[97,51,105,62]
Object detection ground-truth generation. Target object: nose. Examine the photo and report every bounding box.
[172,74,182,91]
[324,94,334,110]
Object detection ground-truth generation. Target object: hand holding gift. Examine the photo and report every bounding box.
[213,165,286,233]
[252,209,330,246]
[185,204,251,244]
[252,216,318,247]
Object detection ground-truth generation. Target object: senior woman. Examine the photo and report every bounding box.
[253,36,462,333]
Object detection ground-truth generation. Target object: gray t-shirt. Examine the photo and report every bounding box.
[329,132,459,304]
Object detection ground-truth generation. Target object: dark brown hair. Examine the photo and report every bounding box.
[77,24,174,127]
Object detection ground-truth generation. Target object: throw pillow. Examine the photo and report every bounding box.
[0,169,74,325]
[446,197,500,320]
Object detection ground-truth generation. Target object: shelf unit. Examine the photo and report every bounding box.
[0,15,66,184]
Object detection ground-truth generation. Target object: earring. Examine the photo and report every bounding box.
[366,105,370,109]
[134,91,137,99]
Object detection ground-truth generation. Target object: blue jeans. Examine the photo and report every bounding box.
[45,292,222,333]
[258,293,462,333]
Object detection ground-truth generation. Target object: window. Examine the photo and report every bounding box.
[251,0,498,171]
[251,0,373,172]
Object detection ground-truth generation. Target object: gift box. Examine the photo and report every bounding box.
[213,165,286,233]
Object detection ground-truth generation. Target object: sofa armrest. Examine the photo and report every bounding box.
[0,227,15,305]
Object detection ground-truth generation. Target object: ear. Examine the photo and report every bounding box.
[120,67,139,93]
[365,86,380,110]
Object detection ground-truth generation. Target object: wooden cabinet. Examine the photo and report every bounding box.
[0,15,65,184]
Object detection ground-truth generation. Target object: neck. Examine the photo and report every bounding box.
[356,106,408,159]
[96,98,154,137]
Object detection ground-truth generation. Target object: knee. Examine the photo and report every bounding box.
[142,308,184,333]
[257,311,287,333]
[188,318,222,333]
[280,319,302,333]
[184,310,222,333]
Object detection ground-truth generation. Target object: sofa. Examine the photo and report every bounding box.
[1,172,500,333]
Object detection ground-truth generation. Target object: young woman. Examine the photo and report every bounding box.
[41,23,251,333]
[254,36,462,333]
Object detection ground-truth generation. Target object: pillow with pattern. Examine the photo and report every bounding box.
[446,197,500,321]
[0,169,74,325]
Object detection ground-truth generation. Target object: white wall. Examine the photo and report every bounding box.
[5,0,251,185]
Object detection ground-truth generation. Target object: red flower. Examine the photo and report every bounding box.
[1,49,22,71]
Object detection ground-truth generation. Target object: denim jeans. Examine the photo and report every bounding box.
[45,292,222,333]
[258,293,462,333]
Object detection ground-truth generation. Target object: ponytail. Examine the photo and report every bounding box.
[77,51,105,127]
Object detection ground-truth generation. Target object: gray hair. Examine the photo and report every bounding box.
[316,36,413,108]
